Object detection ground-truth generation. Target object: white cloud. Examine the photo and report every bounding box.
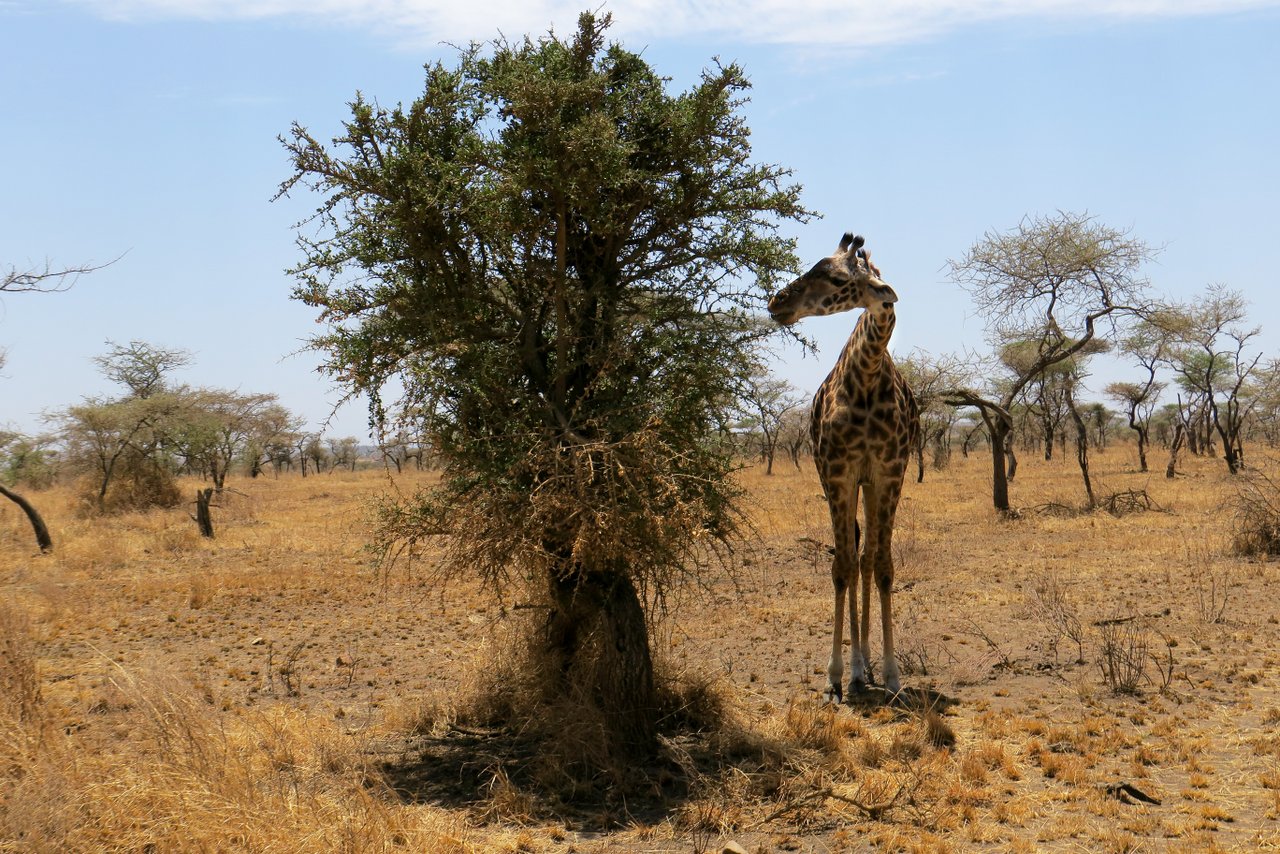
[59,0,1280,48]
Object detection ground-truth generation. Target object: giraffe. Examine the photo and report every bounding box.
[768,232,919,700]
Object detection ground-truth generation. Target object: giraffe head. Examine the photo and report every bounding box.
[768,233,898,326]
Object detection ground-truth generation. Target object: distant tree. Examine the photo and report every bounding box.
[896,349,968,480]
[0,432,58,490]
[1161,286,1265,474]
[1105,317,1174,472]
[945,212,1153,512]
[242,406,304,477]
[739,366,803,475]
[327,436,360,472]
[92,340,192,400]
[61,394,183,513]
[174,390,293,490]
[1252,360,1280,448]
[62,342,298,509]
[303,434,330,474]
[279,13,807,758]
[62,341,190,512]
[779,405,811,468]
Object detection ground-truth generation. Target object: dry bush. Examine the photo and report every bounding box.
[1021,570,1087,666]
[1099,487,1163,517]
[1181,540,1232,625]
[77,450,181,515]
[1231,465,1280,557]
[1097,621,1150,695]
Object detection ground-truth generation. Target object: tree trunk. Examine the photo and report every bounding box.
[0,484,53,553]
[1067,393,1095,509]
[546,567,656,759]
[1213,415,1240,475]
[1136,426,1149,473]
[1166,422,1185,478]
[982,415,1011,514]
[195,488,215,538]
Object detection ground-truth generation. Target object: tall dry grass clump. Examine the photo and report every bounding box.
[0,603,43,725]
[0,621,469,851]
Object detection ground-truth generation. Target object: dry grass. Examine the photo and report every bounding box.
[2,448,1280,851]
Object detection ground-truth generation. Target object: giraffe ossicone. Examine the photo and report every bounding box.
[768,232,920,700]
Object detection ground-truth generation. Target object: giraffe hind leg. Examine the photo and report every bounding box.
[873,480,904,696]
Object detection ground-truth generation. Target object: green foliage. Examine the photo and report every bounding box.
[280,12,809,592]
[0,434,57,490]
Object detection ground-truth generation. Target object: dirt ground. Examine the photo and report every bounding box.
[3,447,1280,852]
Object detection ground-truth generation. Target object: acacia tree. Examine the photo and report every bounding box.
[944,212,1153,513]
[175,390,293,490]
[1162,286,1266,474]
[279,13,806,757]
[1105,317,1173,472]
[896,349,969,481]
[93,340,192,400]
[779,405,811,468]
[739,365,803,475]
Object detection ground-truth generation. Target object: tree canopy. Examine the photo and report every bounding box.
[945,212,1154,511]
[279,12,808,756]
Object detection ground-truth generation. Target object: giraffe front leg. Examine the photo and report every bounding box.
[827,574,846,703]
[826,481,860,703]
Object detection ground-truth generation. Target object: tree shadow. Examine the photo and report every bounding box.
[375,724,705,830]
[376,687,963,832]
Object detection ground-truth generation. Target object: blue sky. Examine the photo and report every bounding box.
[2,0,1278,441]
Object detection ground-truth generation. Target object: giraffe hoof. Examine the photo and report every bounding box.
[825,684,843,704]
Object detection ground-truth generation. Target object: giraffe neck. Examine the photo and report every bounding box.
[835,305,896,394]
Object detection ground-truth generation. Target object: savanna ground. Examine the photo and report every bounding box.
[3,446,1280,852]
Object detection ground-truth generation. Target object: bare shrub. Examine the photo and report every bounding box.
[1194,571,1231,625]
[1099,488,1164,517]
[895,596,955,678]
[1097,622,1149,695]
[1021,570,1087,665]
[1231,465,1280,557]
[1180,540,1231,624]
